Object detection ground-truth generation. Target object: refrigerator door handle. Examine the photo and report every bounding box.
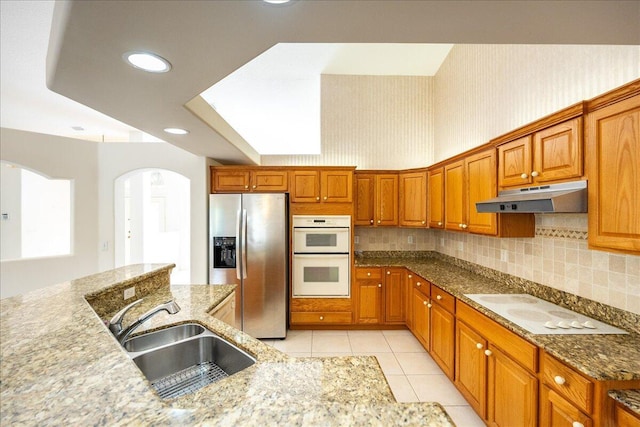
[241,209,248,279]
[236,209,242,280]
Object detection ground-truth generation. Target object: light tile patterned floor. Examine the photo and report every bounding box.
[261,329,485,427]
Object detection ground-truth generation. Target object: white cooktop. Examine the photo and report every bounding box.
[464,294,627,335]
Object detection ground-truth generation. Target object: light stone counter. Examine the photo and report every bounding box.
[1,264,454,426]
[356,252,640,382]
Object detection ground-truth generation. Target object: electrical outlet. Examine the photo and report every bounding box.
[457,241,463,251]
[354,235,360,244]
[407,235,414,244]
[124,287,136,300]
[101,241,109,251]
[501,249,508,262]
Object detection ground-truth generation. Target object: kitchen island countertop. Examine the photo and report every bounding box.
[0,264,454,426]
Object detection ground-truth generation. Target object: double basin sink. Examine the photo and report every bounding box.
[124,323,256,400]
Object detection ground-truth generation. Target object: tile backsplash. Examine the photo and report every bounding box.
[354,214,640,315]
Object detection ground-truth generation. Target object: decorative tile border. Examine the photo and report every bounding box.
[535,227,588,240]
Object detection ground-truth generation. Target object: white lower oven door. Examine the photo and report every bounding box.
[292,254,350,298]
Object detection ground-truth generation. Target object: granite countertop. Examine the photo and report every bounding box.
[356,254,640,383]
[1,264,454,426]
[608,389,640,416]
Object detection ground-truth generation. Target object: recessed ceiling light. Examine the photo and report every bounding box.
[123,51,172,73]
[263,0,292,4]
[71,126,85,131]
[163,127,189,135]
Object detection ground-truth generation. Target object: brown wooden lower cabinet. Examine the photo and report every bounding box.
[430,284,456,379]
[488,344,538,427]
[290,298,352,327]
[411,284,431,349]
[540,385,593,427]
[614,402,640,427]
[455,320,488,418]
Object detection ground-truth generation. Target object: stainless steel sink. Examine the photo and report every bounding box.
[125,325,256,400]
[123,323,205,352]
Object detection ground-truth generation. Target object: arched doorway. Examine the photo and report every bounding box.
[114,169,190,283]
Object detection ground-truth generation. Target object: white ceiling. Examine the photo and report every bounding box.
[3,1,639,164]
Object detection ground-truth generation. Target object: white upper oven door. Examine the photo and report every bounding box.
[293,227,350,253]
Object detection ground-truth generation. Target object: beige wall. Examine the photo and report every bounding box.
[263,74,435,169]
[434,44,640,162]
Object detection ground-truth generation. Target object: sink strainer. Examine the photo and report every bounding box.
[151,361,229,400]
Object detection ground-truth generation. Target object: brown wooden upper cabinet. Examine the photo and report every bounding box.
[211,167,288,192]
[586,87,640,254]
[289,168,353,203]
[354,172,398,226]
[443,153,496,233]
[399,170,427,227]
[443,149,534,237]
[497,117,583,189]
[427,167,444,229]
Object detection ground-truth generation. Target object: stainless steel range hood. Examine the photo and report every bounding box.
[475,180,587,213]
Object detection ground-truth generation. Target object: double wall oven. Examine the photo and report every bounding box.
[292,215,351,298]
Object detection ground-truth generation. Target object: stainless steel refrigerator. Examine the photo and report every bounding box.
[209,193,288,339]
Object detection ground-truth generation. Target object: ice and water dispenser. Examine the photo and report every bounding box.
[213,237,236,268]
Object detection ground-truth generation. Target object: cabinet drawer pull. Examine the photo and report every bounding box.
[378,284,382,288]
[416,282,421,286]
[387,271,391,275]
[423,301,428,306]
[421,220,425,224]
[252,185,256,189]
[377,220,381,224]
[367,272,371,276]
[319,316,324,320]
[436,295,443,300]
[244,185,249,189]
[408,274,412,278]
[554,375,566,385]
[572,422,584,427]
[484,349,492,357]
[476,343,483,350]
[323,196,327,200]
[427,303,432,308]
[521,173,528,179]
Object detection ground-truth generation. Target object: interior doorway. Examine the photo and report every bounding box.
[115,169,190,283]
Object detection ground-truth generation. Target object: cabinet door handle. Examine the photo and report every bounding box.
[377,220,381,224]
[484,349,492,357]
[370,219,374,224]
[244,185,249,189]
[319,316,324,320]
[437,221,443,226]
[436,295,443,300]
[521,173,528,179]
[572,422,584,427]
[531,171,539,177]
[461,224,468,229]
[476,343,483,350]
[252,185,256,189]
[316,196,320,201]
[421,220,425,224]
[408,274,412,278]
[554,375,566,385]
[387,271,391,275]
[323,196,327,200]
[367,272,371,277]
[378,283,382,288]
[427,303,432,308]
[423,301,428,306]
[416,282,421,286]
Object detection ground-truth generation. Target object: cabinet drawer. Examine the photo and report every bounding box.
[408,273,430,297]
[542,352,594,414]
[355,267,383,280]
[430,284,455,313]
[290,311,352,324]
